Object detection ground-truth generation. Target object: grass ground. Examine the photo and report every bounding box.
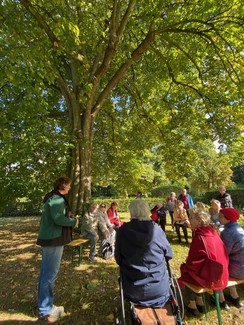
[0,213,243,324]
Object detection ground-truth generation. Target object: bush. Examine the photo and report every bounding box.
[1,203,41,217]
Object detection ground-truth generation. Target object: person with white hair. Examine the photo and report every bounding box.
[216,185,233,208]
[209,199,221,228]
[115,199,173,308]
[178,208,229,315]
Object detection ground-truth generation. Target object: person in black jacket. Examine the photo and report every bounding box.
[115,199,173,308]
[216,186,233,208]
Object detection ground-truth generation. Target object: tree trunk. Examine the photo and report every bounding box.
[68,100,94,214]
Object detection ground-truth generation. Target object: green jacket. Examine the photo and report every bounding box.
[37,194,76,246]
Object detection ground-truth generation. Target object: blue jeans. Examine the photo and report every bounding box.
[83,232,97,258]
[38,246,64,317]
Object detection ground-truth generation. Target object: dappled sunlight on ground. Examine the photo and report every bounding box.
[0,216,243,324]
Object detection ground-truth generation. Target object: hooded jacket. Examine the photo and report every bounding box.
[37,190,76,246]
[115,219,173,307]
[179,225,229,290]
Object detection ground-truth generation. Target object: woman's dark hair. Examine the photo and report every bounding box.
[53,177,71,190]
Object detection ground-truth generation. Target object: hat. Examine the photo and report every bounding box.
[220,208,240,222]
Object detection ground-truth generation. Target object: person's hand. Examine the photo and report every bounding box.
[109,226,114,233]
[96,234,99,241]
[74,216,79,228]
[105,230,109,239]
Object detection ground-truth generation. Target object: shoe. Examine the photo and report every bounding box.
[186,306,200,316]
[47,305,64,323]
[219,301,230,310]
[196,304,205,313]
[225,295,244,308]
[88,256,97,262]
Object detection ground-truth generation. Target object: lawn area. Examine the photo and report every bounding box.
[0,213,243,324]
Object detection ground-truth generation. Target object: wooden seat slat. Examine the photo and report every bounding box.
[66,237,89,266]
[182,278,244,325]
[66,238,89,246]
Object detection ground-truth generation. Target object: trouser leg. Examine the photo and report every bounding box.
[84,232,97,258]
[182,225,188,243]
[169,211,174,228]
[38,246,64,317]
[175,224,181,242]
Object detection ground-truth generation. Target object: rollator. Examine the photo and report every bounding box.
[116,261,184,325]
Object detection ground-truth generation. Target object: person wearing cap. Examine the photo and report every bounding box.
[216,185,233,208]
[218,208,244,308]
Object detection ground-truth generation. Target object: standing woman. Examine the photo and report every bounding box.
[37,177,78,322]
[166,192,177,231]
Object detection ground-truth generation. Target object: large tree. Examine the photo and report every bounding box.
[1,0,243,212]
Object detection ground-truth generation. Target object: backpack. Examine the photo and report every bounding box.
[98,239,114,260]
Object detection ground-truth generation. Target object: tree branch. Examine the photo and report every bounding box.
[19,0,60,48]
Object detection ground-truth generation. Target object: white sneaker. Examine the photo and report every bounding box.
[47,305,64,323]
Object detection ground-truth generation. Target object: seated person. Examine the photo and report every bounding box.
[96,202,116,251]
[178,209,229,316]
[107,201,123,230]
[115,199,173,309]
[209,199,221,228]
[218,208,244,308]
[173,200,190,244]
[196,202,205,209]
[81,202,109,262]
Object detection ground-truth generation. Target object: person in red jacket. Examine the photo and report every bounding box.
[107,201,124,231]
[178,208,229,316]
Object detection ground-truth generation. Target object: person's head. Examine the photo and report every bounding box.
[110,201,119,210]
[188,209,210,230]
[181,189,187,196]
[210,199,221,211]
[90,202,99,213]
[136,191,142,199]
[218,185,226,195]
[176,200,184,208]
[156,201,163,208]
[170,192,176,198]
[219,208,240,225]
[196,202,205,209]
[99,202,106,211]
[53,176,71,195]
[129,199,150,221]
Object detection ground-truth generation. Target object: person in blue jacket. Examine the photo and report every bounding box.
[115,199,173,308]
[178,188,194,216]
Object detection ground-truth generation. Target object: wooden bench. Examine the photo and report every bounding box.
[182,278,244,325]
[66,238,89,266]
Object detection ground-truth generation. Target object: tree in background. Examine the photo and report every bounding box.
[0,1,243,212]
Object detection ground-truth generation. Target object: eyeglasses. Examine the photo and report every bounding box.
[100,205,106,208]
